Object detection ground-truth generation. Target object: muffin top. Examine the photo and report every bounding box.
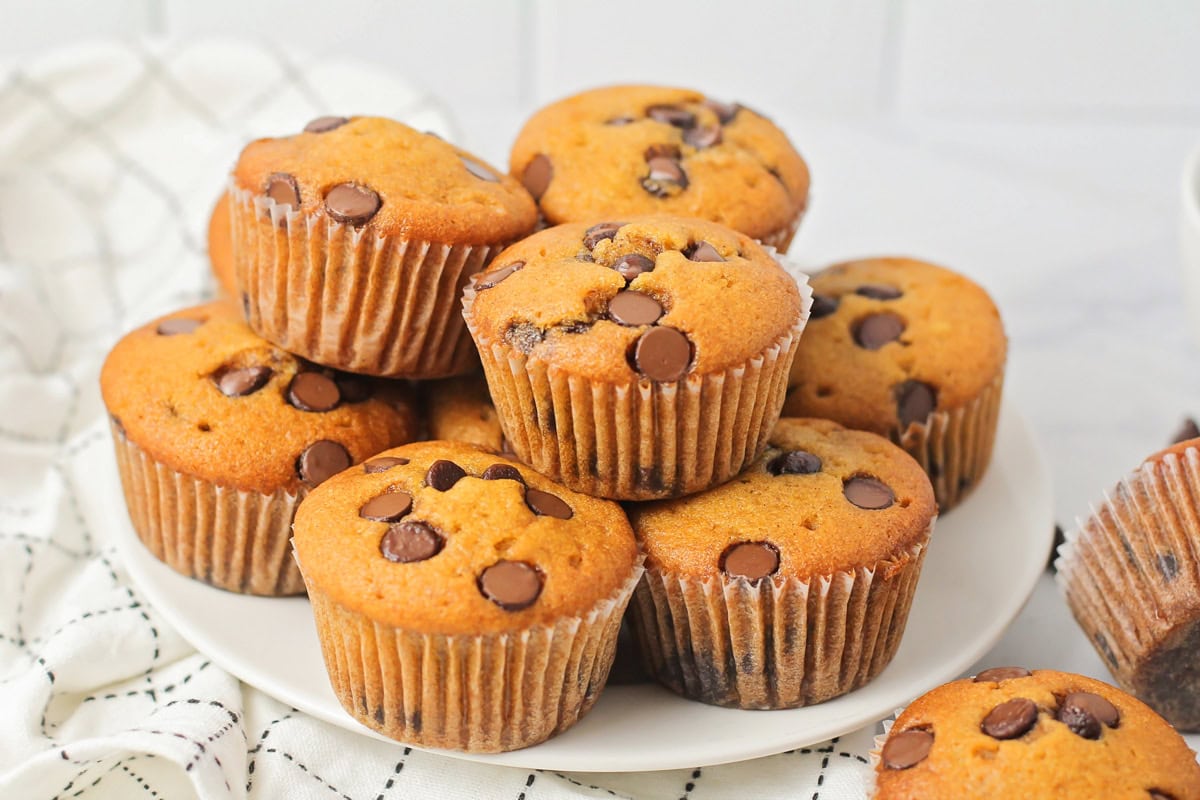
[629,418,935,580]
[233,115,537,245]
[207,192,237,297]
[422,374,507,454]
[464,215,804,383]
[875,667,1200,799]
[292,440,639,634]
[100,302,419,495]
[509,85,809,244]
[784,257,1006,436]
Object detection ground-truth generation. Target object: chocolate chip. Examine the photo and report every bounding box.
[844,475,894,510]
[479,560,543,610]
[1171,417,1200,444]
[1158,552,1179,581]
[425,459,466,491]
[335,373,371,403]
[461,156,499,182]
[380,520,443,563]
[304,116,349,133]
[325,183,380,226]
[606,116,636,126]
[856,284,902,300]
[646,105,696,128]
[810,294,839,319]
[287,372,340,412]
[853,312,905,350]
[613,253,654,282]
[882,730,933,770]
[1149,791,1176,800]
[974,667,1032,683]
[683,125,722,149]
[643,154,688,197]
[981,697,1039,740]
[216,366,271,397]
[720,541,780,581]
[522,154,552,200]
[608,291,663,326]
[583,222,623,250]
[475,261,523,290]
[767,450,822,475]
[525,488,572,519]
[266,173,301,209]
[505,322,544,354]
[359,490,414,522]
[364,456,408,474]
[687,241,725,262]
[633,326,692,382]
[156,318,202,336]
[895,380,937,429]
[481,463,524,483]
[296,440,351,486]
[703,99,739,124]
[1058,691,1119,739]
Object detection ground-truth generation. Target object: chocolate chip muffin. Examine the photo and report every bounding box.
[291,440,642,752]
[628,417,935,709]
[783,257,1006,511]
[229,115,538,378]
[510,85,810,252]
[100,301,419,595]
[1058,438,1200,731]
[462,214,809,501]
[874,668,1200,799]
[208,192,237,297]
[421,373,508,454]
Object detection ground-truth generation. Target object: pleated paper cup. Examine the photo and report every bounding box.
[229,183,507,379]
[110,421,305,596]
[301,560,644,753]
[630,527,931,709]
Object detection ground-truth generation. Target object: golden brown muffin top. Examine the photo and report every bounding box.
[100,302,419,495]
[464,215,803,383]
[207,192,237,297]
[629,418,935,579]
[785,257,1006,436]
[291,440,639,634]
[233,116,537,245]
[422,374,506,454]
[509,85,809,244]
[875,668,1200,800]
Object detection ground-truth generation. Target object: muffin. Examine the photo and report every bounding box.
[421,373,509,454]
[783,257,1006,511]
[291,440,642,752]
[874,667,1200,799]
[229,115,538,378]
[628,417,936,708]
[207,192,237,297]
[510,85,810,251]
[100,301,419,595]
[1058,438,1200,730]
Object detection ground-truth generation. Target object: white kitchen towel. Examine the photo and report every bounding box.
[0,39,877,799]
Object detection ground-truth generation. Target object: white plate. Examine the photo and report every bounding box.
[114,403,1053,772]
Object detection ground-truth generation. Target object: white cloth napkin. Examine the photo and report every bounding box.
[0,38,878,799]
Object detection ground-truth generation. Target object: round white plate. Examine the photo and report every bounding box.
[114,403,1053,772]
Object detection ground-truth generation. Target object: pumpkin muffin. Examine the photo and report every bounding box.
[291,440,642,752]
[1059,438,1200,731]
[462,214,809,500]
[208,192,237,297]
[629,417,935,709]
[510,85,809,251]
[874,667,1200,799]
[229,115,537,378]
[100,301,419,595]
[421,373,509,455]
[783,257,1006,511]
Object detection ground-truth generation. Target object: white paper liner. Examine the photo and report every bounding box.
[301,559,645,753]
[110,422,305,596]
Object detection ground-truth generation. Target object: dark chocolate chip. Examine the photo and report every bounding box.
[703,99,740,124]
[643,155,688,197]
[633,326,692,382]
[608,290,663,326]
[856,284,903,300]
[156,318,203,336]
[1058,691,1119,739]
[335,373,371,403]
[359,490,414,522]
[810,294,839,319]
[853,312,906,350]
[380,520,444,563]
[461,156,499,182]
[614,253,654,282]
[646,105,696,128]
[526,488,572,519]
[475,261,524,290]
[481,463,524,483]
[522,154,552,200]
[720,541,780,581]
[1149,791,1176,800]
[1171,417,1200,444]
[266,173,301,208]
[304,116,349,133]
[1157,552,1179,581]
[974,666,1032,683]
[687,241,725,262]
[767,450,822,475]
[479,560,543,610]
[364,456,409,474]
[583,221,624,250]
[296,440,351,486]
[895,380,938,429]
[216,366,271,398]
[505,322,544,354]
[325,183,380,226]
[882,730,933,770]
[683,125,722,149]
[288,372,340,412]
[425,459,466,491]
[981,697,1039,740]
[844,475,894,510]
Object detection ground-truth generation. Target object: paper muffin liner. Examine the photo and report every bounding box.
[898,371,1004,512]
[301,559,645,753]
[629,526,931,709]
[461,281,812,501]
[110,421,305,596]
[229,183,509,378]
[1056,444,1200,730]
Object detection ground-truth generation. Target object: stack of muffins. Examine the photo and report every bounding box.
[103,85,1023,755]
